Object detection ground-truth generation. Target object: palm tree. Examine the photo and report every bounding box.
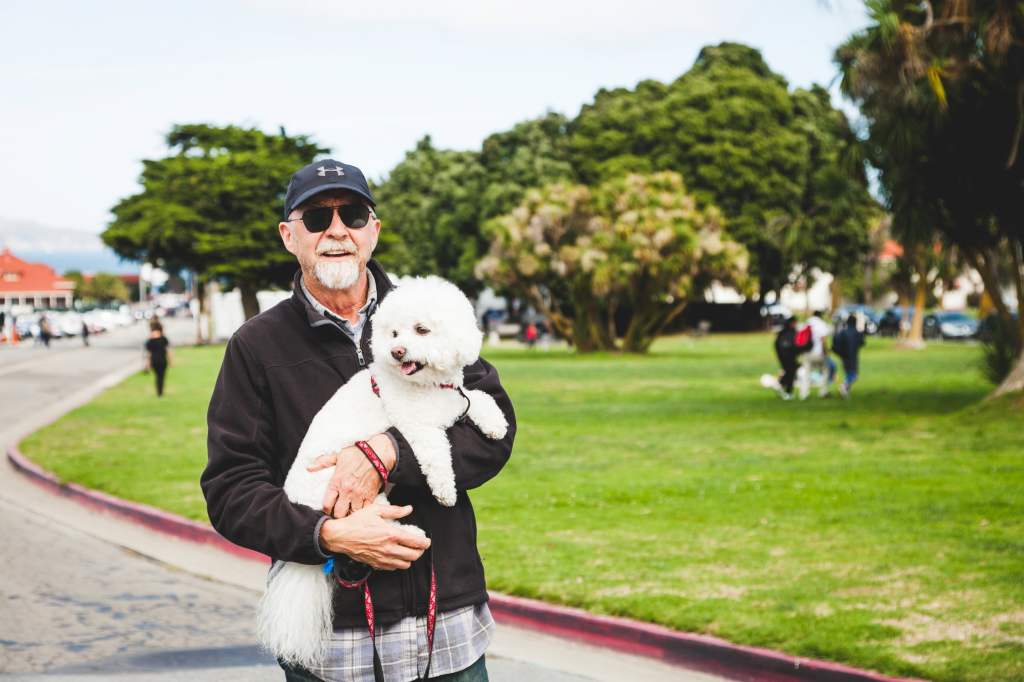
[836,0,1024,396]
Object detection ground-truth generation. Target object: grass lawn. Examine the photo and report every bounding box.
[20,334,1024,681]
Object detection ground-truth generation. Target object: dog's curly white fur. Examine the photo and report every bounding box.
[257,276,508,669]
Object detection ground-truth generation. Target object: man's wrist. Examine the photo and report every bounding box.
[368,432,398,471]
[318,516,350,556]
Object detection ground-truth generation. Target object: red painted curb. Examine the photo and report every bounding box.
[486,593,923,682]
[7,444,924,682]
[6,445,268,565]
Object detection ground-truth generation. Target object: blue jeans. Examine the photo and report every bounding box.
[280,654,488,681]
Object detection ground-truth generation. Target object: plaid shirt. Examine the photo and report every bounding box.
[309,603,494,682]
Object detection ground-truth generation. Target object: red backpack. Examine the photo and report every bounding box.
[795,324,813,350]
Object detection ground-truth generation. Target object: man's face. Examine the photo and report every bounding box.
[278,190,381,291]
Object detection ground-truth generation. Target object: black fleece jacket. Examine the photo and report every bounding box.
[201,262,516,627]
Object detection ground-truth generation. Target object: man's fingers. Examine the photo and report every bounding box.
[389,543,427,562]
[321,488,339,515]
[333,498,352,519]
[306,453,338,472]
[394,530,431,550]
[377,504,413,520]
[351,496,367,512]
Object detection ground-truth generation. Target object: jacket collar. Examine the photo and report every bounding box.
[291,259,395,329]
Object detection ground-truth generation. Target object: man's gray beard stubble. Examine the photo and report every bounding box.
[313,258,361,290]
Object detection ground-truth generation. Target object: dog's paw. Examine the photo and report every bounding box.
[479,421,507,440]
[434,485,457,507]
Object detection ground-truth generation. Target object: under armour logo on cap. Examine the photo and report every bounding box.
[317,166,345,177]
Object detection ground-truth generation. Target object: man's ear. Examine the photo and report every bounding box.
[279,222,297,255]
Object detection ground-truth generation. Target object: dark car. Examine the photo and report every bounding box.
[878,306,916,337]
[922,311,979,340]
[832,304,881,335]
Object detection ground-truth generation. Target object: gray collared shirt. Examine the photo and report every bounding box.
[300,273,378,342]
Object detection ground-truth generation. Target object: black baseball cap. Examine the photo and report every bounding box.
[282,159,376,218]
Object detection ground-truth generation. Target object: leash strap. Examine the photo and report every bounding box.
[334,553,437,682]
[354,440,388,484]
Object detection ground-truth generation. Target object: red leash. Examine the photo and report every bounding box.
[337,374,440,680]
[334,553,436,681]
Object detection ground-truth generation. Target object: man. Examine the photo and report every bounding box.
[832,313,866,398]
[201,159,516,682]
[797,310,835,400]
[772,316,804,399]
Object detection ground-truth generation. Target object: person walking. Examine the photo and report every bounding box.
[772,316,808,399]
[38,315,52,348]
[81,319,90,347]
[144,320,171,397]
[797,310,835,399]
[832,313,866,398]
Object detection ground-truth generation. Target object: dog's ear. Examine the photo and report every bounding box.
[452,293,483,369]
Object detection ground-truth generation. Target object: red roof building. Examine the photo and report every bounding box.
[0,248,75,309]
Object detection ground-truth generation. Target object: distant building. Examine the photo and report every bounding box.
[0,248,75,309]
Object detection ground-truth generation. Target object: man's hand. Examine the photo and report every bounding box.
[319,504,429,570]
[307,433,397,518]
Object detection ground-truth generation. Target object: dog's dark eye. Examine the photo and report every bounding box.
[391,330,397,338]
[414,324,431,336]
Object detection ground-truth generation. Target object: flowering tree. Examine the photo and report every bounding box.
[476,172,747,353]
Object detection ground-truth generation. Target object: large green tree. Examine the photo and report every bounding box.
[568,43,876,301]
[104,124,326,320]
[371,136,487,294]
[373,114,575,294]
[476,172,747,352]
[837,0,1024,395]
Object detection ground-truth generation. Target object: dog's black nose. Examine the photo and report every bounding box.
[391,346,406,360]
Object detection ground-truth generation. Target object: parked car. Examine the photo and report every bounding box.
[878,306,916,337]
[832,304,880,334]
[922,311,979,340]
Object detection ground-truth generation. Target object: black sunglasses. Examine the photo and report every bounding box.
[287,204,371,232]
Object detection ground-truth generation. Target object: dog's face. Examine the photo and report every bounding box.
[370,276,482,386]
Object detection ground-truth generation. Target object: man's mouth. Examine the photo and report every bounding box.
[400,361,425,376]
[318,250,354,259]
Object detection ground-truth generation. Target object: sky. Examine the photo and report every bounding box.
[1,0,869,239]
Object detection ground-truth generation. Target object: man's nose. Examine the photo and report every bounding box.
[391,346,406,360]
[324,207,352,236]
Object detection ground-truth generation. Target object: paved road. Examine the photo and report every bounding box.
[0,319,725,682]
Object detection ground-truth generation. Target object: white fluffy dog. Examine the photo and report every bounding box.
[257,276,508,669]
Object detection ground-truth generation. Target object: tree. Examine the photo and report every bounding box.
[371,137,488,294]
[837,0,1024,396]
[64,270,131,305]
[476,172,747,352]
[570,43,819,299]
[104,124,326,321]
[373,115,575,295]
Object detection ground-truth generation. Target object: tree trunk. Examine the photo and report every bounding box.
[992,349,1024,398]
[901,271,928,349]
[830,276,842,312]
[194,277,206,345]
[240,283,260,321]
[991,239,1024,398]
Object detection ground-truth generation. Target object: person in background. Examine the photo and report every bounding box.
[772,316,805,399]
[832,313,866,398]
[38,315,52,348]
[798,310,835,399]
[144,320,171,397]
[81,319,90,347]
